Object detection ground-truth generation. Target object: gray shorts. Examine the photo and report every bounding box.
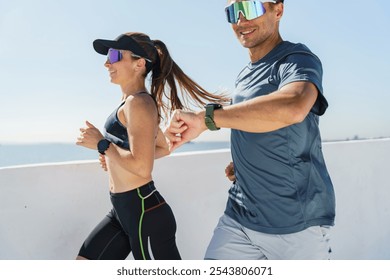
[205,214,332,260]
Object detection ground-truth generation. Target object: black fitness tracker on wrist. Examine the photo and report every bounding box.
[97,138,111,155]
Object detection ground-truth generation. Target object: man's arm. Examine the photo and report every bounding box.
[165,81,319,147]
[212,81,318,133]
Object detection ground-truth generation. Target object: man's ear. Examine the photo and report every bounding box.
[276,3,284,20]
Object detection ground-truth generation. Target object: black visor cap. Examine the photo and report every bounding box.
[93,34,150,61]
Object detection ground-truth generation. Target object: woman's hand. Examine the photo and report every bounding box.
[76,121,104,150]
[99,154,108,171]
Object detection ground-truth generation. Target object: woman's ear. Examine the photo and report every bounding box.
[135,58,146,72]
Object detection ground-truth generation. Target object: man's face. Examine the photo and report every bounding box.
[226,1,281,49]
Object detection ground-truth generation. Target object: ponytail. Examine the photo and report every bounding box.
[151,39,230,120]
[127,32,230,121]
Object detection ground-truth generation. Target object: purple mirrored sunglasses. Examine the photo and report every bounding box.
[107,48,122,64]
[107,48,153,64]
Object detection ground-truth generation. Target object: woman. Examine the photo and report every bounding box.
[75,32,228,260]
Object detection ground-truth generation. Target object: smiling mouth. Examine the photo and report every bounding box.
[240,29,256,36]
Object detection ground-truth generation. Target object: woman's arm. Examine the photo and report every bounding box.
[98,126,171,172]
[155,127,170,159]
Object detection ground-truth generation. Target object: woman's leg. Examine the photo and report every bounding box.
[140,203,181,260]
[77,209,131,260]
[111,182,181,260]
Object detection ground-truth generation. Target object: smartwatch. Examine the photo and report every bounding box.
[97,138,111,155]
[204,103,222,131]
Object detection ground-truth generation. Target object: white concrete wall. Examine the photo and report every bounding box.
[321,139,390,259]
[0,139,389,260]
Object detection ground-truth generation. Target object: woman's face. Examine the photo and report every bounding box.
[104,50,144,85]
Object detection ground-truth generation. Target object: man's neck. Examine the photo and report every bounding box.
[248,34,283,63]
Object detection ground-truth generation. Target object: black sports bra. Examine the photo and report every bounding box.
[103,93,157,150]
[104,101,129,150]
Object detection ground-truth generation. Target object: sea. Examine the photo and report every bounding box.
[0,142,230,168]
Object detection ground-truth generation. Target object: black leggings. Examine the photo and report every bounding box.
[78,181,181,260]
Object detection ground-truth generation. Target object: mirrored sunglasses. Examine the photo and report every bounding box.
[107,48,122,64]
[225,0,277,24]
[107,48,153,64]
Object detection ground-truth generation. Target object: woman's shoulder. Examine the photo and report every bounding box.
[122,92,157,117]
[124,92,154,107]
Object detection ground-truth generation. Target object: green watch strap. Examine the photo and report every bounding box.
[205,104,222,131]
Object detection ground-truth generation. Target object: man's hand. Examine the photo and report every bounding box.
[165,109,207,150]
[225,161,236,182]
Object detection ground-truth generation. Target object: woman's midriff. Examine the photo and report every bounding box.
[107,162,152,194]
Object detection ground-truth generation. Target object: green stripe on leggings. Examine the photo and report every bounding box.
[137,188,147,260]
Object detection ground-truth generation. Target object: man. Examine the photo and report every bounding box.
[166,0,335,260]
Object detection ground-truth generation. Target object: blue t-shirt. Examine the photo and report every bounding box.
[225,41,335,234]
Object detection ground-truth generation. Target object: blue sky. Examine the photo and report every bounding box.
[1,0,389,143]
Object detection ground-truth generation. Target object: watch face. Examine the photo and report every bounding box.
[98,139,110,154]
[205,103,222,109]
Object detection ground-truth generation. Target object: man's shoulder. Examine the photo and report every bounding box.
[275,41,321,65]
[278,41,314,56]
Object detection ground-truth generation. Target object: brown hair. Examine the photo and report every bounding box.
[124,32,230,121]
